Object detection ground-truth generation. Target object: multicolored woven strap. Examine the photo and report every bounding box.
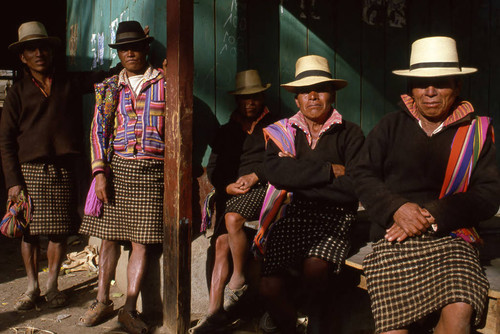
[200,188,216,233]
[440,116,492,245]
[253,119,296,256]
[0,190,33,238]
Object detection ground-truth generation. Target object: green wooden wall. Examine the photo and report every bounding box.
[65,0,500,167]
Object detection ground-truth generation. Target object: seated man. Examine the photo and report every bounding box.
[190,69,275,333]
[353,36,500,334]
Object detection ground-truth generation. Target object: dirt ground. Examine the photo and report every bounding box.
[0,234,131,334]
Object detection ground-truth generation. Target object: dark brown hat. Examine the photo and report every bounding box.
[108,20,154,49]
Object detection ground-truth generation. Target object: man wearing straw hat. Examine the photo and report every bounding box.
[0,21,121,311]
[353,36,500,333]
[190,69,275,333]
[258,55,364,333]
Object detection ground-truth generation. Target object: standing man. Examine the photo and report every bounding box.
[353,36,500,333]
[0,21,118,311]
[78,21,167,334]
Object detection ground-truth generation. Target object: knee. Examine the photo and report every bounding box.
[441,302,473,322]
[215,234,230,255]
[225,212,245,233]
[302,257,329,286]
[131,242,147,256]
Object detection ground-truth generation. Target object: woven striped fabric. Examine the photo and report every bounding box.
[441,116,492,244]
[363,235,489,333]
[20,162,79,235]
[253,118,296,256]
[79,155,164,244]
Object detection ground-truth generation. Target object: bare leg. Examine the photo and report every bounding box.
[207,234,231,315]
[434,302,473,334]
[302,257,331,334]
[260,275,297,333]
[21,236,40,295]
[124,242,147,312]
[45,235,67,293]
[225,212,247,290]
[96,239,120,304]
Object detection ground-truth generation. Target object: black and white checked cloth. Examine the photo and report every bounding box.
[80,155,164,244]
[363,234,489,333]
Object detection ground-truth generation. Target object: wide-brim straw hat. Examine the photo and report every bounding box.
[8,21,61,53]
[281,55,347,93]
[109,20,154,49]
[228,69,271,95]
[393,36,477,77]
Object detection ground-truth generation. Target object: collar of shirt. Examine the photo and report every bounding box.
[401,94,475,134]
[289,108,342,146]
[118,65,160,89]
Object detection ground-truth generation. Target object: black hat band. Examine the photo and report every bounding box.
[295,70,332,80]
[410,61,460,71]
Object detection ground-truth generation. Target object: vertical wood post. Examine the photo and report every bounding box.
[163,0,193,332]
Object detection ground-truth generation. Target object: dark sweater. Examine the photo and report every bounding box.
[352,104,500,241]
[264,119,365,210]
[0,68,115,189]
[207,110,276,192]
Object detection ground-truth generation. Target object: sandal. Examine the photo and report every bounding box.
[14,289,40,311]
[45,290,68,308]
[118,309,148,334]
[78,299,114,327]
[188,312,239,334]
[223,284,248,312]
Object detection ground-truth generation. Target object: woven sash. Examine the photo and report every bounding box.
[253,119,296,255]
[440,116,492,244]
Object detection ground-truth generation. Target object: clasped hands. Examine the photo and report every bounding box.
[385,202,435,242]
[226,173,259,196]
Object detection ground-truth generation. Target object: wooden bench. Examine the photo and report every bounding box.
[345,214,500,334]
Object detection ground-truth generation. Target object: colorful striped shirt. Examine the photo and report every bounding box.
[91,66,165,174]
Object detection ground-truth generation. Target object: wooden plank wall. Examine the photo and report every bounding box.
[193,0,500,166]
[64,0,500,166]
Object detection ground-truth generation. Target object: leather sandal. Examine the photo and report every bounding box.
[118,309,148,334]
[78,300,114,327]
[14,289,40,311]
[45,289,68,308]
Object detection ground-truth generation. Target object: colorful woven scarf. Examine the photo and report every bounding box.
[253,119,296,256]
[200,188,216,233]
[441,116,492,245]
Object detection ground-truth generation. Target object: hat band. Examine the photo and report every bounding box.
[19,34,49,42]
[295,70,332,80]
[115,32,146,43]
[410,61,460,71]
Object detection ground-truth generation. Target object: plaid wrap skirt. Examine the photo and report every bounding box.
[79,155,164,244]
[261,199,355,276]
[363,234,489,333]
[20,161,80,235]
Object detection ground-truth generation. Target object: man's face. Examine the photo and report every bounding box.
[295,83,335,123]
[117,42,149,76]
[236,92,265,119]
[20,41,53,74]
[410,77,461,120]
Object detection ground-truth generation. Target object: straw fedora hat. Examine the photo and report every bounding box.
[109,20,154,49]
[228,69,271,95]
[281,55,347,93]
[8,21,60,53]
[393,36,477,77]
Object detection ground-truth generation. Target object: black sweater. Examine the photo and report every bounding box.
[264,119,365,210]
[352,104,500,241]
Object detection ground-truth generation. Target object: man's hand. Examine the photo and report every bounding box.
[226,173,259,196]
[278,151,294,158]
[94,173,109,204]
[162,59,167,73]
[393,202,431,237]
[8,185,23,203]
[385,222,409,242]
[331,164,345,178]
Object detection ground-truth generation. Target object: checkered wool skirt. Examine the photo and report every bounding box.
[20,161,80,235]
[261,199,355,276]
[363,234,489,333]
[79,155,164,244]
